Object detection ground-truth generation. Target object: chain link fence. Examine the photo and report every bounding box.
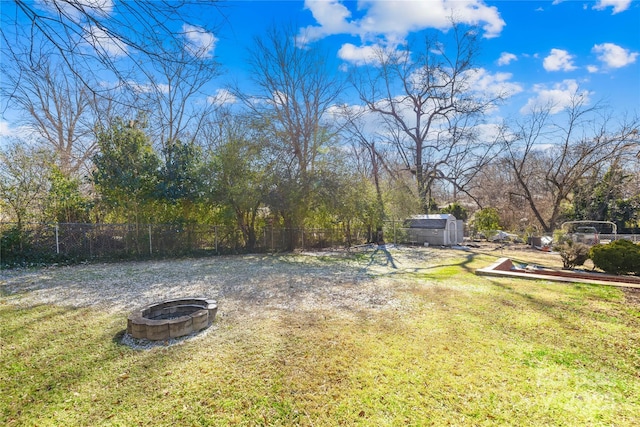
[0,222,376,267]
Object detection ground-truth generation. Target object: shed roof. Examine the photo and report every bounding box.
[404,214,458,229]
[410,214,456,220]
[406,218,447,229]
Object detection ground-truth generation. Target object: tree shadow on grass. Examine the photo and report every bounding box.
[398,252,479,276]
[367,245,398,269]
[359,247,486,281]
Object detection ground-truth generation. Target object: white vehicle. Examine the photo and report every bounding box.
[489,230,523,243]
[569,226,599,245]
[561,221,615,246]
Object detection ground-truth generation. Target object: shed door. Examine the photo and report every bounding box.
[447,221,457,245]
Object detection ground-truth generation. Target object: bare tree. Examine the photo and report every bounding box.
[440,121,504,208]
[1,52,102,176]
[338,106,390,223]
[138,46,219,153]
[500,93,639,232]
[2,1,221,184]
[235,24,344,229]
[2,1,222,98]
[351,23,505,213]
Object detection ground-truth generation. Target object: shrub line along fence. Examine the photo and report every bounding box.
[2,222,637,267]
[1,222,382,266]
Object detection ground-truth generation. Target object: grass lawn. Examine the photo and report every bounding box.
[1,246,639,426]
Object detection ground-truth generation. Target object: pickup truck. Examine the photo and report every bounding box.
[569,226,599,245]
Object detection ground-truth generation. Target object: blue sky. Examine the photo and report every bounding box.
[1,0,639,135]
[214,0,639,118]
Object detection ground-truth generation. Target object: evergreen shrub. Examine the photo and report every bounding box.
[590,239,640,276]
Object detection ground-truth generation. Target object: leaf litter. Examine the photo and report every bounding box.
[1,245,462,317]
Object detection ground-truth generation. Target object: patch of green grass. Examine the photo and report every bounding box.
[626,307,640,319]
[1,251,639,426]
[429,264,462,278]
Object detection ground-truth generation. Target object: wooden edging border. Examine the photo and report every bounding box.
[476,258,640,289]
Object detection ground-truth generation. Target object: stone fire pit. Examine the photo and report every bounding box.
[127,298,218,341]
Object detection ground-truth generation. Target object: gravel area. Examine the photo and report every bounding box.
[0,245,465,320]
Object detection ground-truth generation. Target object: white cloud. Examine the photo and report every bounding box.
[79,0,114,16]
[128,81,170,94]
[497,52,517,66]
[0,120,39,141]
[37,2,123,58]
[360,0,504,39]
[297,0,354,45]
[464,68,523,98]
[83,24,128,58]
[270,90,289,108]
[0,120,13,137]
[183,24,217,58]
[543,48,577,72]
[474,122,504,143]
[299,0,505,48]
[520,79,591,115]
[37,0,114,21]
[554,0,631,13]
[208,89,237,106]
[587,65,599,73]
[592,43,638,68]
[593,0,632,14]
[338,43,386,66]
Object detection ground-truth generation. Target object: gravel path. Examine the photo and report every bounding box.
[1,246,463,319]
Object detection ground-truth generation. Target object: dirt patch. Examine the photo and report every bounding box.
[0,246,465,319]
[2,244,637,319]
[623,288,640,307]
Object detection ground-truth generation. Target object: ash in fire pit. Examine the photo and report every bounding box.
[127,298,217,341]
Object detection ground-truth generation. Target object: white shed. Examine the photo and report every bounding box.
[403,214,464,246]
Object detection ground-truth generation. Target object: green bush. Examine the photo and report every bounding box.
[590,239,640,276]
[553,240,590,269]
[0,225,67,268]
[1,225,25,260]
[472,207,500,240]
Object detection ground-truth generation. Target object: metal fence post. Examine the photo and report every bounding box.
[148,224,152,255]
[55,224,60,254]
[214,226,218,254]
